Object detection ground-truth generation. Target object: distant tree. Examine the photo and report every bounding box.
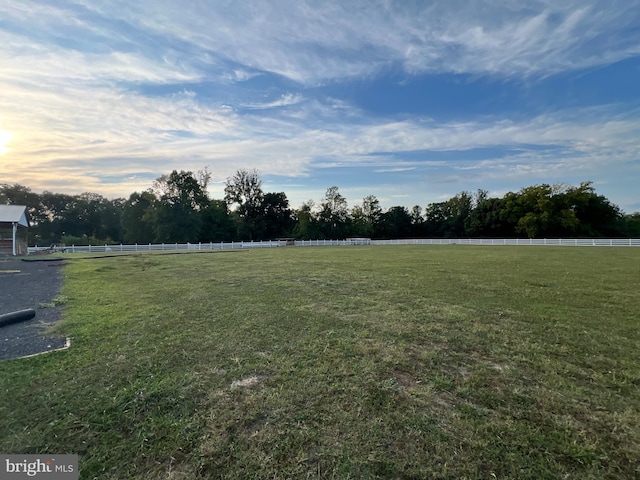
[424,191,473,237]
[445,191,473,237]
[349,195,382,237]
[379,206,413,238]
[151,170,209,242]
[318,186,349,238]
[501,185,561,238]
[349,204,368,237]
[562,182,623,237]
[153,201,201,243]
[293,201,322,240]
[66,192,122,241]
[465,197,512,237]
[36,191,74,244]
[224,169,263,215]
[103,197,125,242]
[261,192,294,239]
[410,205,423,225]
[498,183,623,238]
[0,183,40,208]
[153,170,209,211]
[410,205,426,237]
[4,177,633,245]
[121,191,157,244]
[622,212,640,237]
[224,169,264,240]
[200,199,236,242]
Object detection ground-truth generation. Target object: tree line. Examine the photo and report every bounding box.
[1,169,639,246]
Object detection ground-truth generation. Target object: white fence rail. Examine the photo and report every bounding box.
[371,238,640,246]
[27,237,640,254]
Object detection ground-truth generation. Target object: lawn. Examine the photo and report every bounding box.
[1,246,639,479]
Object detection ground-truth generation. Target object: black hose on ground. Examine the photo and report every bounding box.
[0,309,37,328]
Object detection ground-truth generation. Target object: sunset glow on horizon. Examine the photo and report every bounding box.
[0,130,12,156]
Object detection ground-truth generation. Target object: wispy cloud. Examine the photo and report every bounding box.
[3,0,634,86]
[4,80,637,195]
[59,0,638,83]
[241,94,304,110]
[374,167,417,173]
[0,0,638,210]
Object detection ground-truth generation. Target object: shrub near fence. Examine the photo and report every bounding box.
[26,238,640,254]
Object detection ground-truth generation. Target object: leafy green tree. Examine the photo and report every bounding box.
[501,184,562,238]
[562,182,623,237]
[151,170,210,242]
[349,204,368,237]
[224,169,264,240]
[121,191,157,244]
[35,191,74,244]
[423,201,448,237]
[465,197,512,237]
[622,212,640,237]
[200,199,236,242]
[102,198,125,242]
[379,206,413,238]
[410,205,426,237]
[63,193,123,241]
[4,177,633,245]
[424,191,473,237]
[445,191,473,237]
[293,201,322,240]
[318,186,349,238]
[499,183,623,238]
[349,195,382,237]
[0,183,40,208]
[153,170,209,211]
[261,192,294,239]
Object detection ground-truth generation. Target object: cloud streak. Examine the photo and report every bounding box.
[0,0,638,211]
[5,0,639,86]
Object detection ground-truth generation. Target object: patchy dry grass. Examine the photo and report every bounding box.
[1,246,639,479]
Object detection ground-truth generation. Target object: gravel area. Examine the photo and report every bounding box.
[0,257,68,361]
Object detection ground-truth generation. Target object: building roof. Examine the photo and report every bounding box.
[0,205,30,228]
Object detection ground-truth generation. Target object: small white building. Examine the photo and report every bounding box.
[0,205,30,256]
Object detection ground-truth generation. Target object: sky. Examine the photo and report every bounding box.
[1,0,640,213]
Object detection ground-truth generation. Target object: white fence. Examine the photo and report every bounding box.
[26,237,640,254]
[371,238,640,246]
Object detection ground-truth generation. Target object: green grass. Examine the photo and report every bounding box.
[1,246,639,479]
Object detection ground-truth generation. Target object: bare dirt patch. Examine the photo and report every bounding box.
[230,375,268,390]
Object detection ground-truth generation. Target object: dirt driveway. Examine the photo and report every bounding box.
[0,257,68,361]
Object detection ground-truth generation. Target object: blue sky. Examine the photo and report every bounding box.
[1,0,639,212]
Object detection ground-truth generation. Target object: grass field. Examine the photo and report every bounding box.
[1,246,639,479]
